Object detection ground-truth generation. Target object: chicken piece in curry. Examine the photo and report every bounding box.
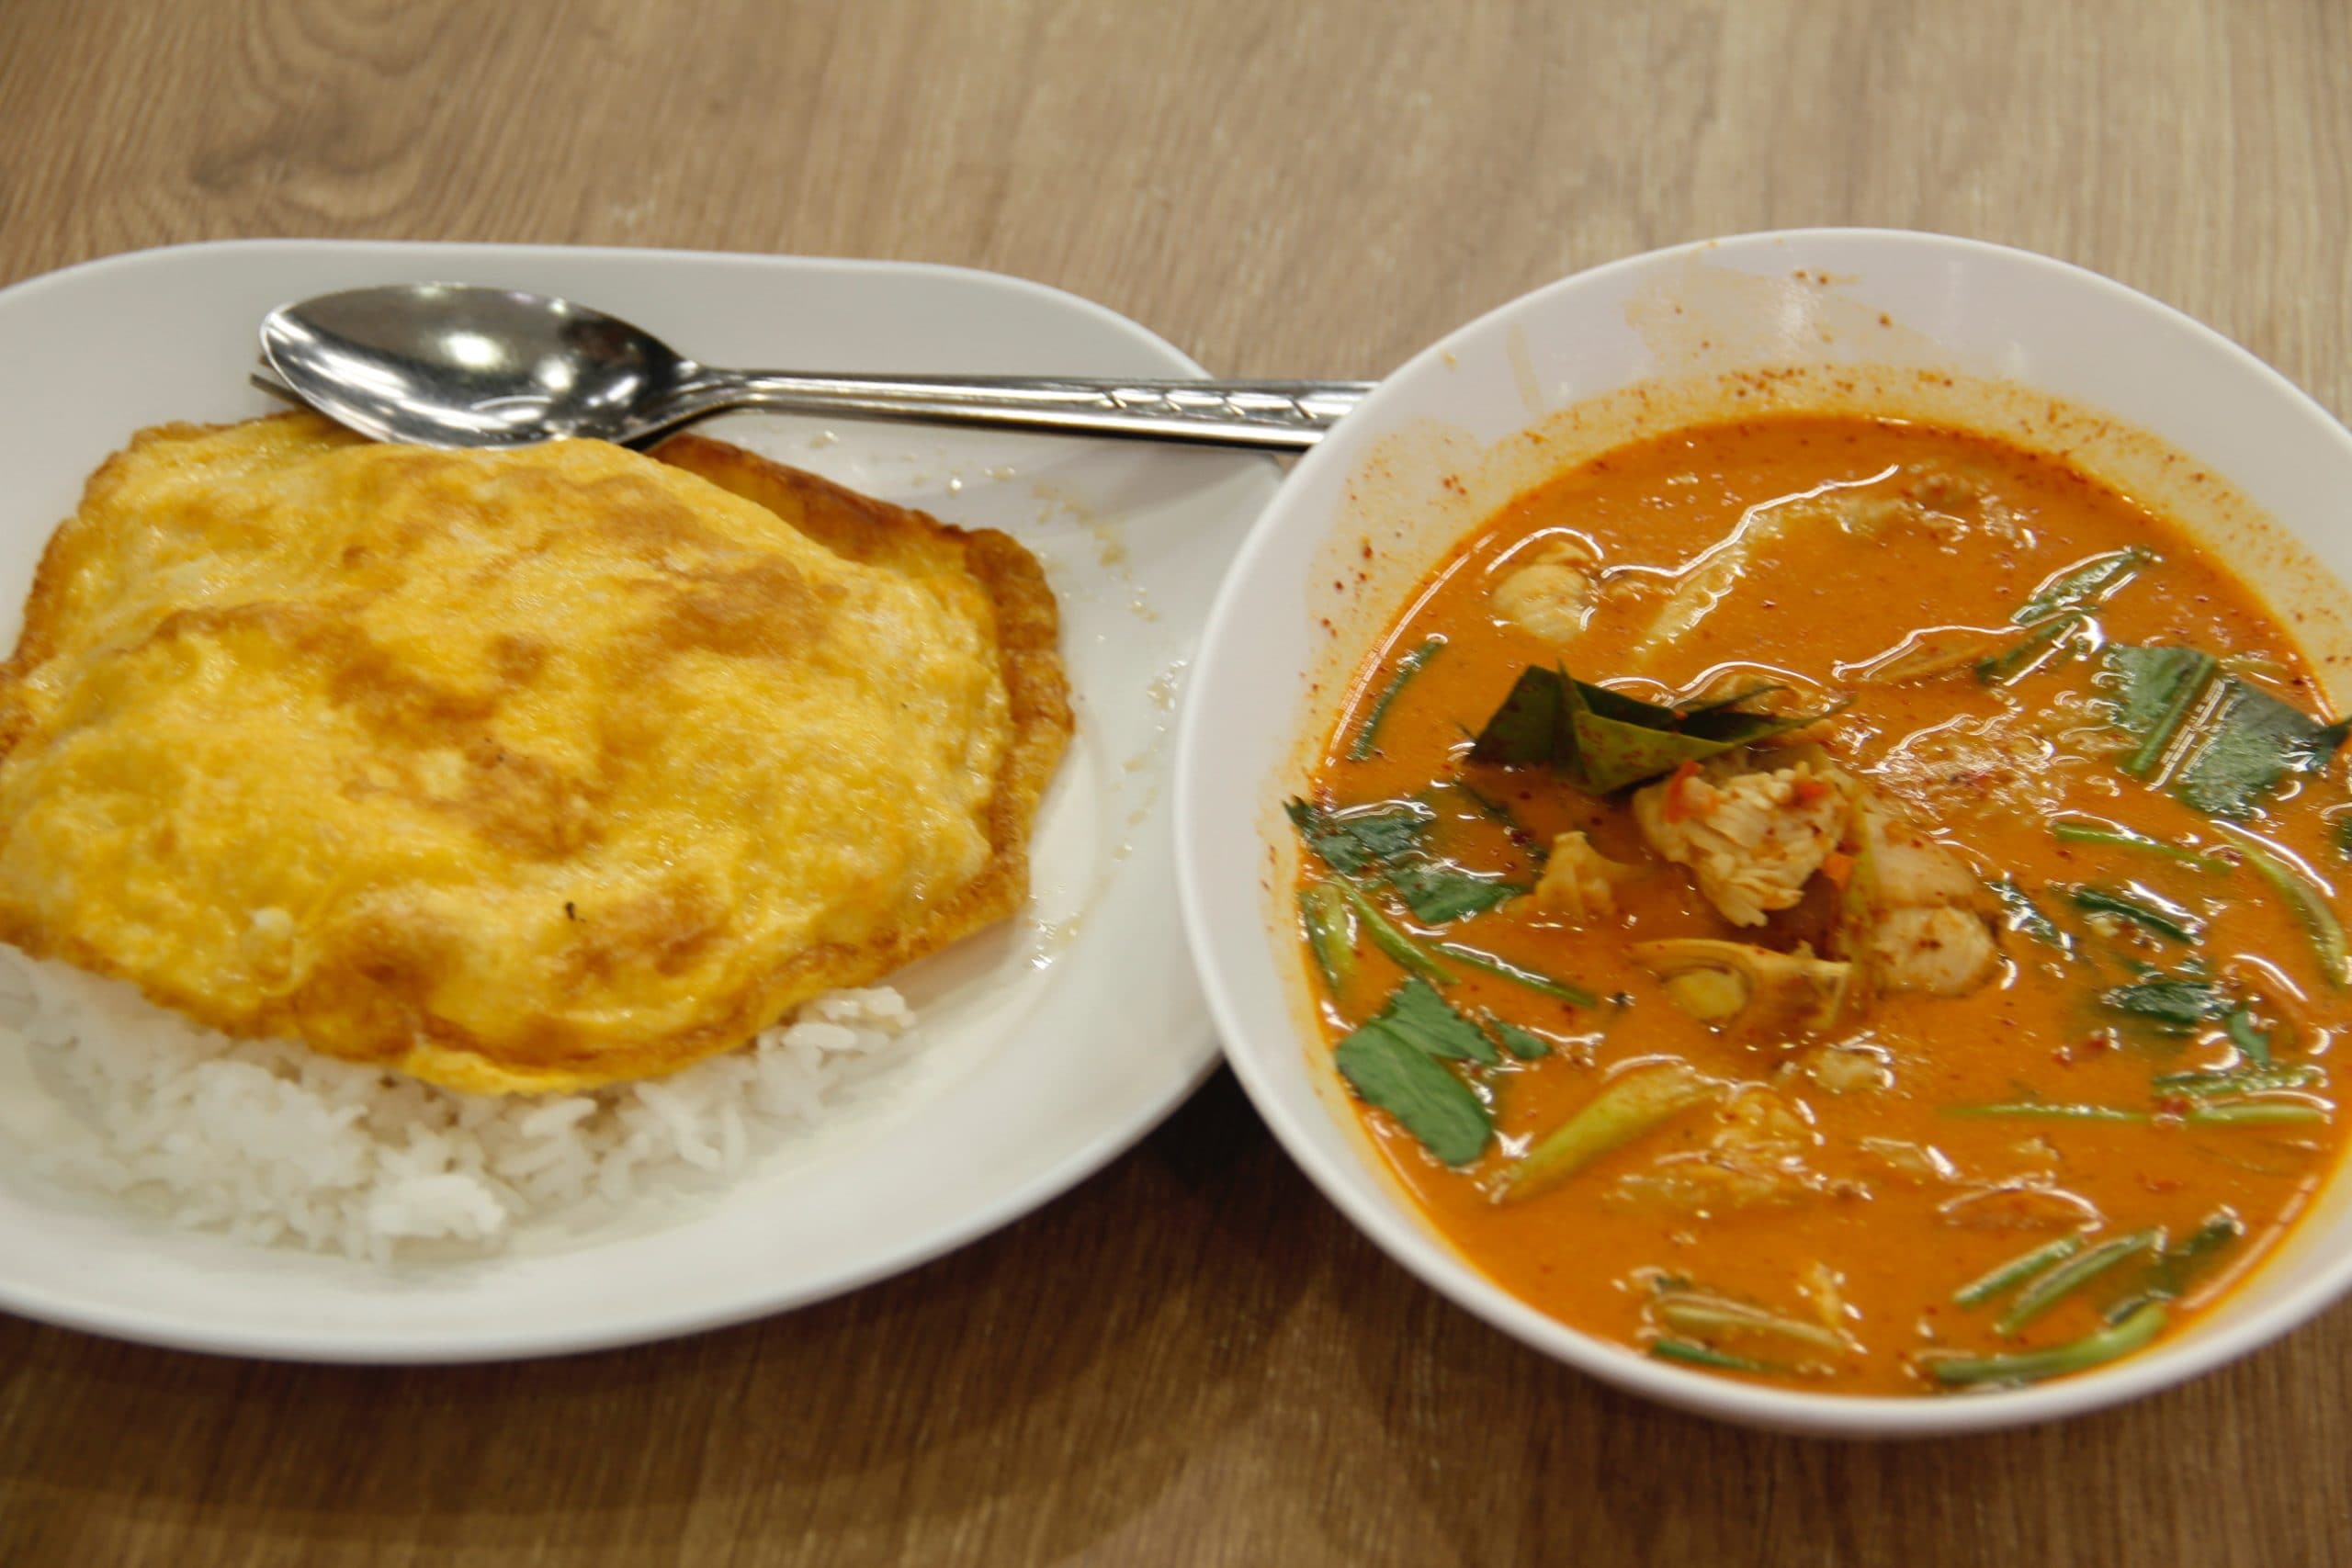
[1295,414,2349,1393]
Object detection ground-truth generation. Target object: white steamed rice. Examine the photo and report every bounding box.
[0,943,916,1262]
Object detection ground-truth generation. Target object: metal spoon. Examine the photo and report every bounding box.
[259,284,1369,452]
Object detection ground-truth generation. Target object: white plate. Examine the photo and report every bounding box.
[0,241,1276,1362]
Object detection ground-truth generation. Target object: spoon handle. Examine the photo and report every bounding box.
[675,371,1373,451]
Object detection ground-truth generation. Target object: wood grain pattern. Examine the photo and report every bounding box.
[2,0,2350,1562]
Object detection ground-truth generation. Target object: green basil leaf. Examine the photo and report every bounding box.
[1375,976,1499,1064]
[2098,647,2346,816]
[1333,1026,1492,1165]
[1384,858,1526,924]
[1489,1018,1555,1060]
[2102,646,2219,776]
[2099,977,2234,1031]
[2171,680,2350,818]
[2013,546,2156,625]
[1285,797,1433,874]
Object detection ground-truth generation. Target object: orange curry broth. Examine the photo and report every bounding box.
[1302,413,2347,1395]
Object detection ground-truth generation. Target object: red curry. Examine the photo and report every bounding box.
[1295,414,2347,1394]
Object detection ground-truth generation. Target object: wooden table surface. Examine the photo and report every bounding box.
[3,0,2349,1562]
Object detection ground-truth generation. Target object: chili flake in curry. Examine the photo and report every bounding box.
[1295,413,2349,1394]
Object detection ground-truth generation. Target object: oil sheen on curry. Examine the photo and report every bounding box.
[1295,413,2349,1395]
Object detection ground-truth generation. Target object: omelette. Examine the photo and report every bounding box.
[0,413,1070,1093]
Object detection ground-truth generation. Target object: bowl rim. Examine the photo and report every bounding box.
[1175,225,2352,1438]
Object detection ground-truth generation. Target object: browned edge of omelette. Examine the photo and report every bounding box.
[647,430,1076,1008]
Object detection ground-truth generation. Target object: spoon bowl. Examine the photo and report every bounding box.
[263,285,706,447]
[261,284,1368,452]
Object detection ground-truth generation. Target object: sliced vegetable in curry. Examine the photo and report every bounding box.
[1295,412,2349,1395]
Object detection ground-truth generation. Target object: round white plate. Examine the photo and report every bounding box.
[0,241,1275,1361]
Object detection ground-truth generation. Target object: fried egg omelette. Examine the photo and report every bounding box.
[0,413,1070,1093]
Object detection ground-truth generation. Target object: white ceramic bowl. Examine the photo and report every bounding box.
[1175,229,2352,1438]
